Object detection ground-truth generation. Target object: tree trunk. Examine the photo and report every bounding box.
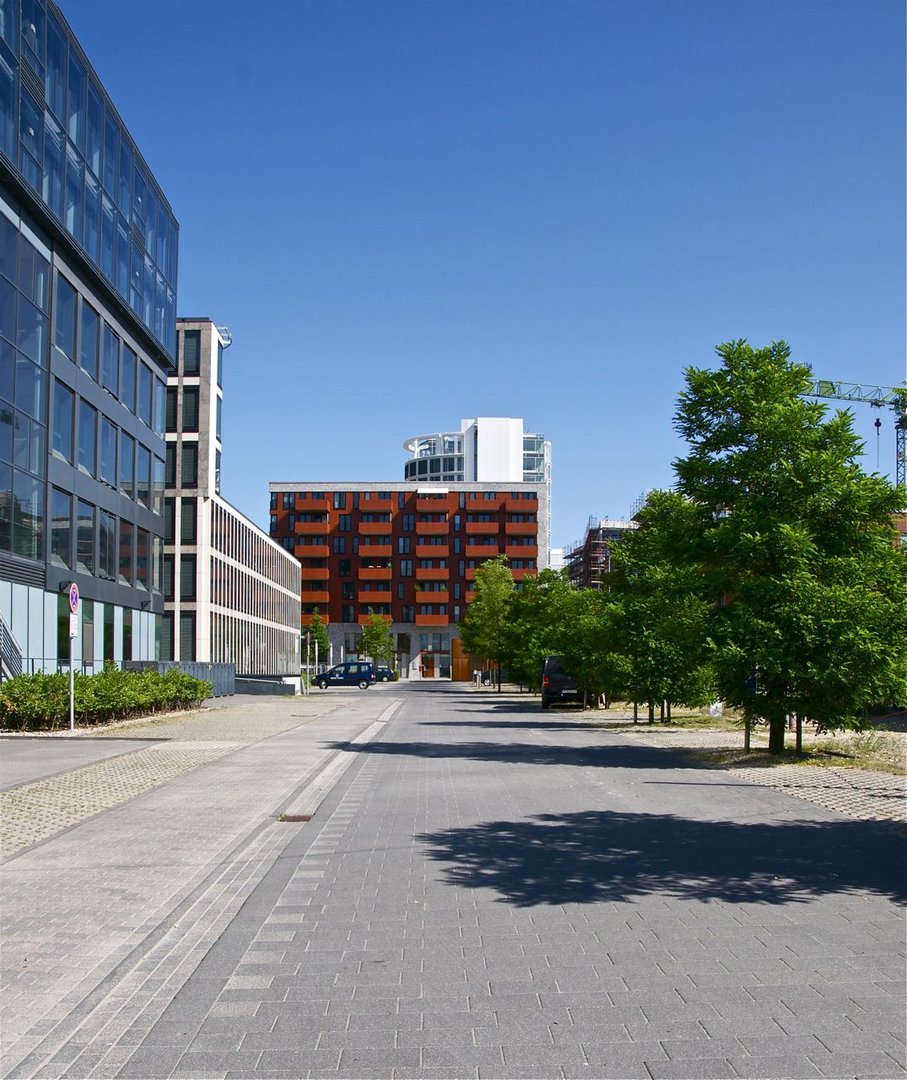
[496,663,501,692]
[744,711,750,752]
[795,713,803,756]
[648,700,655,724]
[633,701,638,723]
[667,700,672,722]
[659,700,665,721]
[768,716,786,755]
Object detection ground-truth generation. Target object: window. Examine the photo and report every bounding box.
[50,487,71,568]
[333,491,346,509]
[165,386,177,431]
[121,345,136,411]
[77,400,96,475]
[341,582,355,600]
[282,492,294,509]
[98,510,116,580]
[102,324,119,393]
[180,442,198,486]
[52,379,73,462]
[180,498,197,542]
[136,527,150,589]
[182,329,200,374]
[182,386,199,432]
[338,514,351,531]
[180,554,197,600]
[333,536,345,554]
[341,605,355,623]
[54,275,76,358]
[76,498,94,574]
[138,363,152,426]
[179,612,196,661]
[135,442,151,505]
[162,553,174,600]
[163,497,175,543]
[79,302,99,380]
[401,606,414,623]
[338,559,351,576]
[119,520,134,584]
[401,514,414,531]
[400,559,413,577]
[99,417,116,486]
[398,536,411,554]
[164,442,176,486]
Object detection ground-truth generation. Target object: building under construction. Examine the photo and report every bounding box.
[564,518,637,589]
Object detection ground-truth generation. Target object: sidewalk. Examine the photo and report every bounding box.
[0,691,398,1077]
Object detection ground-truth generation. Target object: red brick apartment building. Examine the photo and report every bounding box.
[269,482,549,681]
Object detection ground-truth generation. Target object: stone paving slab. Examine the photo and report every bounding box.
[29,684,899,1080]
[0,695,397,1078]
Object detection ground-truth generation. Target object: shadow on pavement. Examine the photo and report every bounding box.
[420,718,610,731]
[417,810,907,907]
[326,738,700,770]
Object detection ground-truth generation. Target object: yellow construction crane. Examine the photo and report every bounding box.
[804,379,907,489]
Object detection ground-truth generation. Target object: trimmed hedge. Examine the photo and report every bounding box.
[0,664,212,731]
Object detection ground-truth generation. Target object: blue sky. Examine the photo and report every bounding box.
[65,0,905,549]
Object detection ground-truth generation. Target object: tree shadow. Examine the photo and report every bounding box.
[327,738,700,770]
[416,810,907,907]
[420,718,606,731]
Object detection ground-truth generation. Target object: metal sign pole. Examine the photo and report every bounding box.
[68,583,80,731]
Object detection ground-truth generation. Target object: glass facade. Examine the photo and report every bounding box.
[0,0,178,361]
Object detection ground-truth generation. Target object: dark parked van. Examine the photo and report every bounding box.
[313,662,375,690]
[541,655,579,708]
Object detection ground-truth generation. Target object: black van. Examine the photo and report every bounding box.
[541,655,579,708]
[313,662,375,690]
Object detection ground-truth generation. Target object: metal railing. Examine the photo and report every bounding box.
[0,614,23,681]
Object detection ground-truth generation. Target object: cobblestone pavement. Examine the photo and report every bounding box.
[0,697,341,859]
[1,694,397,1077]
[598,721,906,824]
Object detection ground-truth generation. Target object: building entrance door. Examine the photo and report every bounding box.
[422,655,435,678]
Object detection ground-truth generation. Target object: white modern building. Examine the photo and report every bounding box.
[403,418,552,553]
[163,320,301,679]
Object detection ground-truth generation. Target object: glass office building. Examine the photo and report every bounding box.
[0,0,177,675]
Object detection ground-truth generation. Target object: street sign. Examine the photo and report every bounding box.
[69,582,80,614]
[69,612,79,639]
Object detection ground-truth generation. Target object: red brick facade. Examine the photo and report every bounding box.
[269,484,543,628]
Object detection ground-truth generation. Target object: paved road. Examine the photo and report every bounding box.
[1,685,904,1080]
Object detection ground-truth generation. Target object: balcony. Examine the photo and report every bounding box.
[505,544,538,559]
[465,520,500,535]
[466,496,501,511]
[415,613,450,626]
[301,566,330,580]
[301,590,330,605]
[295,543,330,559]
[358,611,392,625]
[358,566,392,581]
[361,497,395,511]
[416,543,449,559]
[302,612,330,625]
[415,566,448,581]
[466,542,503,558]
[505,521,538,536]
[358,590,392,604]
[358,520,392,536]
[415,590,449,605]
[359,542,392,558]
[416,496,450,512]
[295,520,330,536]
[415,521,449,536]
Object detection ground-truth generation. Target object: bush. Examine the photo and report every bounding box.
[0,665,212,732]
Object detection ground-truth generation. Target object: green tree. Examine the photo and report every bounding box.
[459,555,514,690]
[607,490,716,719]
[304,609,331,668]
[358,612,395,666]
[673,340,907,753]
[501,569,576,689]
